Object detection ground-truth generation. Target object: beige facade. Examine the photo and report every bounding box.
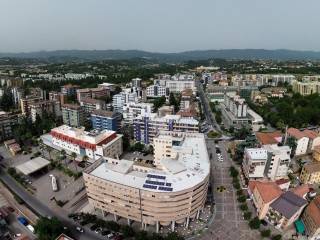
[83,131,210,232]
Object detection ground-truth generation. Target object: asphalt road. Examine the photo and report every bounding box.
[197,81,222,133]
[0,169,105,240]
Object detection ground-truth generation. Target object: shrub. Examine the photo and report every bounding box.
[233,182,241,190]
[260,229,271,238]
[271,234,282,240]
[229,166,239,178]
[240,204,248,211]
[236,189,243,196]
[243,211,252,220]
[237,195,246,203]
[121,225,135,237]
[249,217,261,229]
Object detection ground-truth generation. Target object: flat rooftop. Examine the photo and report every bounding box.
[89,132,210,193]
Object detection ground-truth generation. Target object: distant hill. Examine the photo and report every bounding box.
[1,49,320,61]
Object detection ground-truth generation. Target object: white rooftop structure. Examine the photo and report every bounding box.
[89,131,210,193]
[246,148,268,160]
[15,157,50,175]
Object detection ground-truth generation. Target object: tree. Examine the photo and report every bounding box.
[71,152,78,172]
[60,150,67,166]
[237,195,246,203]
[82,155,89,165]
[240,203,248,211]
[271,234,282,240]
[34,217,66,240]
[165,232,184,240]
[260,229,271,238]
[249,217,261,229]
[121,225,135,238]
[286,136,297,157]
[243,211,252,220]
[135,230,149,240]
[0,87,14,111]
[153,96,166,111]
[45,146,52,161]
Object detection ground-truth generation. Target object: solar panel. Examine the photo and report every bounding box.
[158,186,173,191]
[165,183,172,186]
[143,184,157,189]
[147,174,166,180]
[146,180,165,186]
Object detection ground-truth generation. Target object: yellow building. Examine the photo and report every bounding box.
[300,162,320,184]
[313,146,320,162]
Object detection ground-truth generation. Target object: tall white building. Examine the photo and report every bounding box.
[112,91,138,113]
[264,145,291,180]
[153,74,196,93]
[243,145,291,181]
[243,148,268,179]
[146,84,169,98]
[122,102,154,125]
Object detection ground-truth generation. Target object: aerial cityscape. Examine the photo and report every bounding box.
[1,1,320,240]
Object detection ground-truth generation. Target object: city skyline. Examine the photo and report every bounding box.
[1,0,320,53]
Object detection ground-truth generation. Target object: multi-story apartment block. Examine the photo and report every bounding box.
[20,96,43,115]
[122,102,154,125]
[266,191,307,230]
[29,100,61,122]
[243,145,291,181]
[61,84,80,96]
[91,110,122,131]
[292,80,320,96]
[264,145,291,180]
[64,73,92,80]
[313,146,320,162]
[287,128,310,156]
[134,113,199,144]
[48,91,67,105]
[83,131,210,232]
[231,74,295,87]
[221,93,250,129]
[61,104,86,127]
[50,125,123,160]
[80,98,106,114]
[302,196,320,240]
[300,162,320,184]
[248,180,282,219]
[131,78,142,88]
[180,89,193,111]
[146,84,169,98]
[11,87,25,106]
[243,148,268,179]
[76,87,110,102]
[0,112,20,142]
[98,83,116,92]
[112,91,138,113]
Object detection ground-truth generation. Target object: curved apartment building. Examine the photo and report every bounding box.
[83,131,210,232]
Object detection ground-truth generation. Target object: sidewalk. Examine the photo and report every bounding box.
[0,181,39,224]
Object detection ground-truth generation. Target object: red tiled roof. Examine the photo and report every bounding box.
[249,180,282,203]
[256,131,283,145]
[288,128,307,139]
[290,184,310,198]
[305,196,320,227]
[303,129,319,140]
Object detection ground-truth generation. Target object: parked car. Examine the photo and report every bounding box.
[76,226,84,233]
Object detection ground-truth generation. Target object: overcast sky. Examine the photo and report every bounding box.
[0,0,319,53]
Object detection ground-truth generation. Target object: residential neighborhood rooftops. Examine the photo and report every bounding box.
[91,109,117,118]
[270,191,307,219]
[305,196,320,227]
[302,162,320,174]
[290,184,310,198]
[302,129,319,139]
[249,180,282,203]
[288,127,309,139]
[256,131,282,145]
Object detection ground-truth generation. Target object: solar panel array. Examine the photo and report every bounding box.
[146,180,165,186]
[147,174,166,180]
[158,186,173,191]
[143,174,173,191]
[143,184,157,189]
